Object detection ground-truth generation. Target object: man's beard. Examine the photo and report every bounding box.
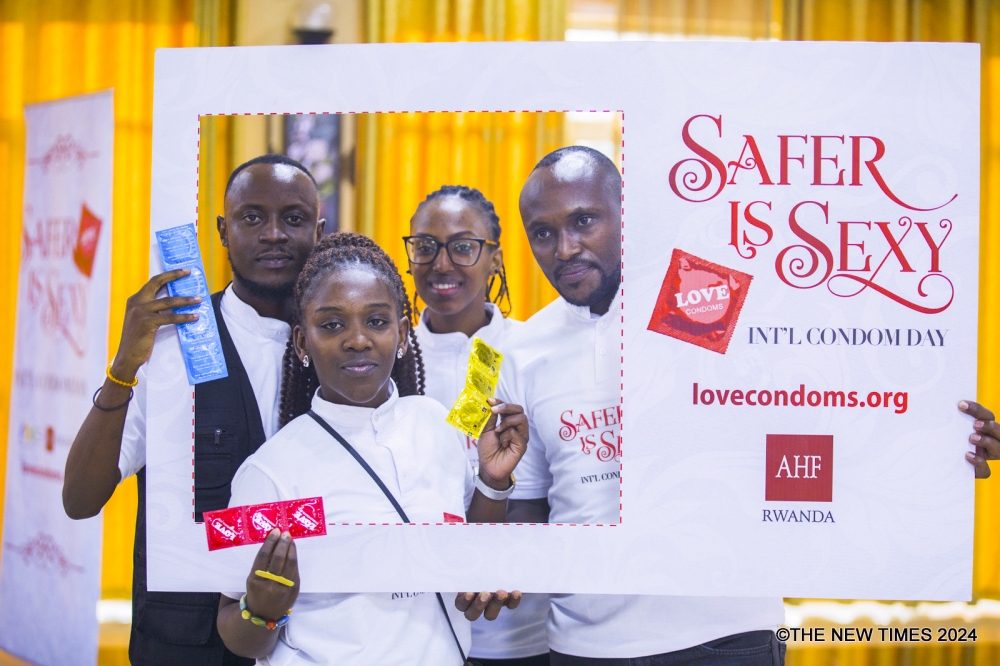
[229,254,295,302]
[559,261,621,308]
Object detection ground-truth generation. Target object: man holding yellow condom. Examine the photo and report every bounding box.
[62,154,325,666]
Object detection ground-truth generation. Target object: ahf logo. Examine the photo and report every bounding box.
[765,434,833,502]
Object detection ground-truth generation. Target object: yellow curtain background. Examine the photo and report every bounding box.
[0,0,200,607]
[359,0,567,322]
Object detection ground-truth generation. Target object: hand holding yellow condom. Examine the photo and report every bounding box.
[446,338,503,439]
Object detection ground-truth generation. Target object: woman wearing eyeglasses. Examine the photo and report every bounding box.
[403,186,550,666]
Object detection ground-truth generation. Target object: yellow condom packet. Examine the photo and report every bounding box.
[466,364,497,398]
[446,388,493,439]
[470,337,503,377]
[446,338,504,439]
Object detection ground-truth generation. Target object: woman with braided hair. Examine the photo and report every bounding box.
[217,232,528,665]
[404,188,550,665]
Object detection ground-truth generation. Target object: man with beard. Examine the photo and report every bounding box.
[500,146,786,664]
[63,154,325,665]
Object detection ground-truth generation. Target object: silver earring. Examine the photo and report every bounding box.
[302,354,310,368]
[396,348,404,359]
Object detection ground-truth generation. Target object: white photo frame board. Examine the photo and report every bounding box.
[148,41,978,599]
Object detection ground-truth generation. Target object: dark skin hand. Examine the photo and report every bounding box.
[218,529,300,658]
[61,162,323,521]
[62,269,200,519]
[960,400,1000,478]
[456,399,531,621]
[466,398,529,524]
[455,498,550,621]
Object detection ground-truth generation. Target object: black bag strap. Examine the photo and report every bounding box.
[307,410,472,666]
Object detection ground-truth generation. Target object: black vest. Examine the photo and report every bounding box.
[130,291,266,666]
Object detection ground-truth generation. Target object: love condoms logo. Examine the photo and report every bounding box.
[647,248,752,354]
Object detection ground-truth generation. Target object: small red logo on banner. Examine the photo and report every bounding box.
[73,205,101,278]
[647,249,752,354]
[443,513,464,523]
[765,434,834,502]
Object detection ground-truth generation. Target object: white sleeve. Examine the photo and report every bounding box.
[509,416,552,501]
[223,462,282,600]
[117,364,148,482]
[496,361,552,501]
[463,438,476,510]
[229,462,283,507]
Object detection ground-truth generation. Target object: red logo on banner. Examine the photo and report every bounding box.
[765,434,833,502]
[647,248,752,354]
[443,513,464,523]
[73,205,101,278]
[4,532,84,577]
[27,134,98,173]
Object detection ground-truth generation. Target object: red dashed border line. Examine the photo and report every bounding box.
[191,389,196,520]
[324,522,616,527]
[191,109,627,526]
[618,110,625,524]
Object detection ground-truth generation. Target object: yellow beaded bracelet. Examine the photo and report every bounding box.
[239,594,291,630]
[106,364,138,388]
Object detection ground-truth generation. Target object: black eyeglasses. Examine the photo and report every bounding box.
[402,236,498,267]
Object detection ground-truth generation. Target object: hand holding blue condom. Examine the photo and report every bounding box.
[155,223,228,384]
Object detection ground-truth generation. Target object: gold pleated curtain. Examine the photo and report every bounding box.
[358,0,567,322]
[0,0,204,614]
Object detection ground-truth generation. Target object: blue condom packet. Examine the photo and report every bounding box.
[155,223,228,384]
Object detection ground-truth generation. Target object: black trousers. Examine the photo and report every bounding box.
[550,630,784,666]
[477,655,551,666]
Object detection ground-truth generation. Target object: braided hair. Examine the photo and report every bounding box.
[278,232,426,426]
[410,185,511,320]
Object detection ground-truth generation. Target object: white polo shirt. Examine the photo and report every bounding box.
[225,386,475,666]
[117,284,291,480]
[415,304,549,660]
[498,294,785,659]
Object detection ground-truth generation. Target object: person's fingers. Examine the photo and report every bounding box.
[268,532,292,573]
[282,538,300,584]
[146,295,202,313]
[151,312,200,327]
[143,268,192,296]
[250,529,281,572]
[483,591,508,621]
[959,400,995,423]
[462,591,492,621]
[506,591,523,610]
[967,449,992,478]
[973,419,1000,448]
[491,402,523,417]
[496,412,528,439]
[970,432,1000,460]
[454,592,475,613]
[495,418,527,451]
[480,408,499,435]
[505,429,528,457]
